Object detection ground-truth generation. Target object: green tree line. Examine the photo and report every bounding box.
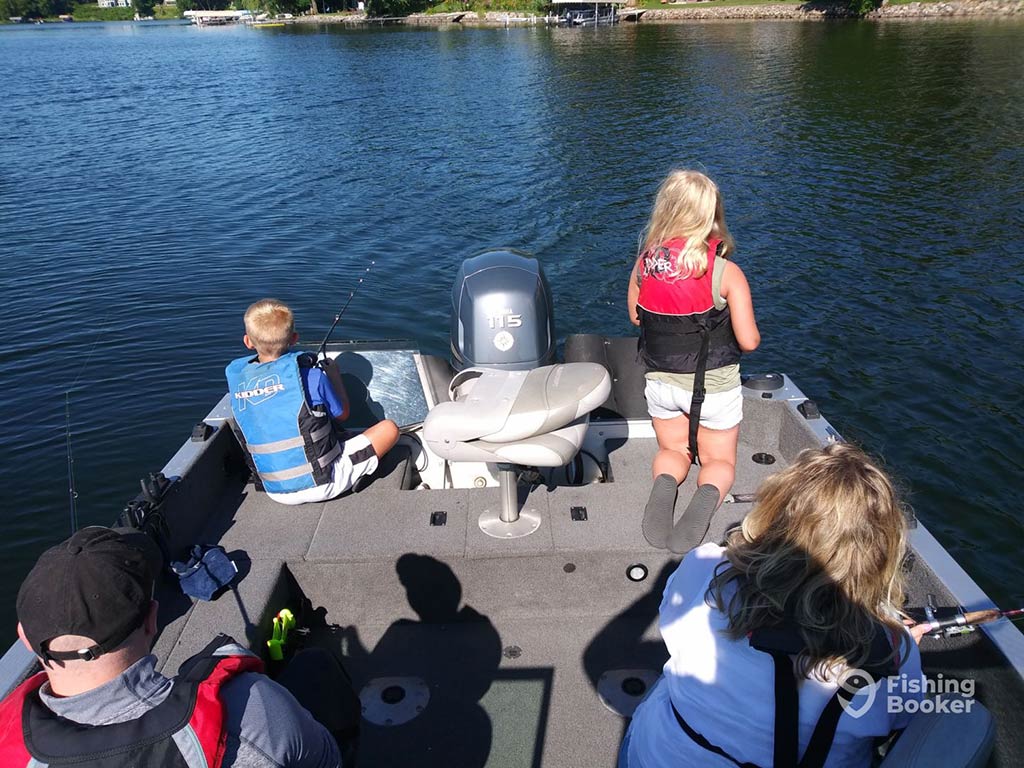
[1,0,72,19]
[0,0,158,18]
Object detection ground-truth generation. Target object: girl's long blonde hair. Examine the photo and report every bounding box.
[708,443,910,678]
[641,170,735,279]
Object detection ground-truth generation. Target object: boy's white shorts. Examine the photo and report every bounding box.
[266,433,379,506]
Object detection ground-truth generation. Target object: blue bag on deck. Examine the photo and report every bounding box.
[170,545,238,601]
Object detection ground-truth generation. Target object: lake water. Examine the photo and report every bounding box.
[1,18,1022,630]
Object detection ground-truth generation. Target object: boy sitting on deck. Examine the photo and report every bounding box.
[226,298,399,505]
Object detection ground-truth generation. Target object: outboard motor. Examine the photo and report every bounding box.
[450,249,555,372]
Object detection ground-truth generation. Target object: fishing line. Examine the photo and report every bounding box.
[65,393,78,535]
[62,317,112,534]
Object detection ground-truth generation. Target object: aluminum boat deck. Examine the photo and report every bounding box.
[2,335,1021,766]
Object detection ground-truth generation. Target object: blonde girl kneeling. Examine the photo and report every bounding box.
[627,170,760,553]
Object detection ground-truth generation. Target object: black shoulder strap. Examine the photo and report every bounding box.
[750,623,899,768]
[768,651,800,768]
[688,242,729,463]
[687,323,712,464]
[799,674,869,768]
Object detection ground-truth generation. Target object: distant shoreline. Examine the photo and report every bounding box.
[291,0,1024,26]
[7,0,1018,27]
[639,0,1024,19]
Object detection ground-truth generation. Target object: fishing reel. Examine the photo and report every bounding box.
[910,594,976,639]
[118,471,177,565]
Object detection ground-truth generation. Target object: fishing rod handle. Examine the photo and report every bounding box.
[961,609,1003,626]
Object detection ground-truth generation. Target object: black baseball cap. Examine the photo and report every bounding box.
[16,527,163,663]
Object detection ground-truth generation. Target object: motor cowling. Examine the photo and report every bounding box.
[450,249,556,372]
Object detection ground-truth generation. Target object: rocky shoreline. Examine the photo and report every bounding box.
[294,0,1023,26]
[870,0,1022,16]
[638,0,1023,19]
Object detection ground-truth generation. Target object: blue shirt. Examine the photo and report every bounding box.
[301,366,345,420]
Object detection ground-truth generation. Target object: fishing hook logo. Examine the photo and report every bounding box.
[837,667,877,719]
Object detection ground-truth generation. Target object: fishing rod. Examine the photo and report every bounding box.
[65,393,79,535]
[62,317,109,535]
[914,594,1024,639]
[315,261,375,363]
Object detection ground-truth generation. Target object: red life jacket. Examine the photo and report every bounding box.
[0,635,263,768]
[635,237,741,375]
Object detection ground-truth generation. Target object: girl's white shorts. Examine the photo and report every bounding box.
[644,380,743,430]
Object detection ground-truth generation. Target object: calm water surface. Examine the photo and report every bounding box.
[1,19,1022,629]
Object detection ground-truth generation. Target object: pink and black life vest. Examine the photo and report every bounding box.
[635,237,741,375]
[0,635,262,768]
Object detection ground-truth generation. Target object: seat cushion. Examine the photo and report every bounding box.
[423,364,611,462]
[879,695,994,768]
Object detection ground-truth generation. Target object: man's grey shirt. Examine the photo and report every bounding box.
[38,651,341,768]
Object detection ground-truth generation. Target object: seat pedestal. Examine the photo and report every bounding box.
[478,467,542,539]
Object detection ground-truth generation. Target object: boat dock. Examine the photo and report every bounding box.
[183,9,254,26]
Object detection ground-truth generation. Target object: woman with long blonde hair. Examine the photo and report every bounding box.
[627,170,760,554]
[620,443,924,768]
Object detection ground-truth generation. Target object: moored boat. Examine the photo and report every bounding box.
[552,0,625,26]
[183,10,254,26]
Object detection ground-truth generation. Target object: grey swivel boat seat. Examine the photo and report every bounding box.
[878,694,994,768]
[422,362,612,539]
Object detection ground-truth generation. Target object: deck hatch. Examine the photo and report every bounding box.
[359,677,430,726]
[597,669,661,717]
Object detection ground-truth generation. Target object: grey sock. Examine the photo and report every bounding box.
[642,474,678,549]
[668,484,721,554]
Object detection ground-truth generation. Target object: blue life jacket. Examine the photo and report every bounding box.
[671,622,901,768]
[225,351,341,494]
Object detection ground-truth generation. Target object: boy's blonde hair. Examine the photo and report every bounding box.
[244,299,295,358]
[641,170,735,279]
[708,443,910,678]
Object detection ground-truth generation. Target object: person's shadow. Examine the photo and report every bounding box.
[582,559,676,753]
[339,553,503,767]
[333,351,387,426]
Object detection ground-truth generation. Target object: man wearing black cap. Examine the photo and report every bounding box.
[0,527,342,767]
